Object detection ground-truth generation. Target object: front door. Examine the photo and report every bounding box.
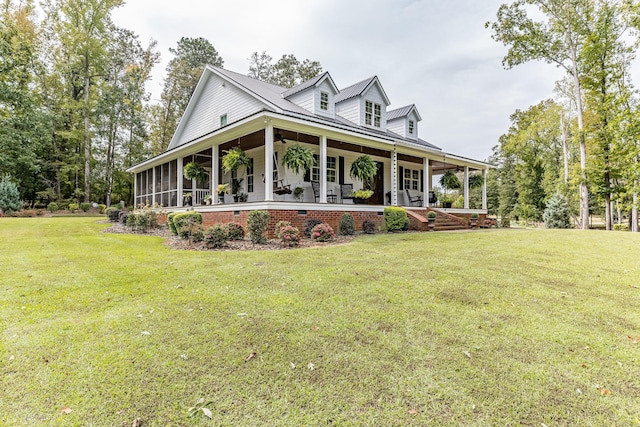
[368,161,384,205]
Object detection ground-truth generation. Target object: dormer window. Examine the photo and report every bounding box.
[320,92,329,111]
[220,114,227,127]
[365,101,381,127]
[408,120,414,135]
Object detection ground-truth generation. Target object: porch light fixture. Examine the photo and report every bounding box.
[274,132,287,144]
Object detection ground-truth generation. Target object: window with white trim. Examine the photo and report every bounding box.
[404,168,419,191]
[246,158,254,193]
[311,154,336,183]
[320,92,329,111]
[365,100,381,127]
[220,114,227,127]
[408,120,414,135]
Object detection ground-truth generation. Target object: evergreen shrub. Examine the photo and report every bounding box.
[225,223,245,240]
[172,212,203,239]
[204,225,228,248]
[339,213,355,235]
[167,212,177,234]
[275,220,293,238]
[543,192,573,229]
[278,225,300,248]
[106,207,120,222]
[362,220,376,234]
[247,210,269,243]
[68,203,79,212]
[80,202,91,212]
[0,175,21,215]
[384,206,408,231]
[47,202,59,213]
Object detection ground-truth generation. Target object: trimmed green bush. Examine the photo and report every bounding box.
[339,213,355,235]
[98,204,106,214]
[68,203,79,212]
[126,211,151,232]
[173,212,203,239]
[47,202,59,213]
[384,206,408,232]
[204,225,229,248]
[167,212,178,235]
[427,211,437,219]
[0,175,22,215]
[362,220,376,234]
[225,223,245,240]
[247,210,269,244]
[80,202,91,212]
[613,223,629,231]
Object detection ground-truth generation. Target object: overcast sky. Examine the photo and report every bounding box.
[111,0,567,161]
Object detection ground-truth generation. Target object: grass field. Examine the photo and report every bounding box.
[1,217,639,426]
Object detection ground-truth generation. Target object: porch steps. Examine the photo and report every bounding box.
[406,208,469,232]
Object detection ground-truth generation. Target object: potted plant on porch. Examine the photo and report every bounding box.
[349,155,377,203]
[216,183,230,204]
[469,212,479,228]
[439,170,460,209]
[427,210,437,230]
[222,147,251,200]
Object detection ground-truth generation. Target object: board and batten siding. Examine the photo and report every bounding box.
[174,74,268,147]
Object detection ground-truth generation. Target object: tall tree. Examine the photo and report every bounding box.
[247,51,322,88]
[149,37,223,153]
[487,0,592,228]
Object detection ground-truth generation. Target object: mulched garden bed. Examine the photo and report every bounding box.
[102,222,358,251]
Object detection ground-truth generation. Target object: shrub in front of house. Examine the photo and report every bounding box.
[80,202,91,212]
[118,211,129,225]
[47,202,59,213]
[384,206,408,232]
[247,210,269,244]
[126,211,152,232]
[204,225,228,248]
[98,204,106,214]
[68,203,79,212]
[275,220,293,238]
[303,218,323,237]
[173,211,203,239]
[225,223,245,240]
[339,213,355,235]
[311,223,335,242]
[167,212,177,234]
[278,225,300,248]
[106,207,120,222]
[362,220,376,234]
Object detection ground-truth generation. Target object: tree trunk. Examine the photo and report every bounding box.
[83,64,91,203]
[561,115,569,184]
[633,192,639,232]
[605,194,612,231]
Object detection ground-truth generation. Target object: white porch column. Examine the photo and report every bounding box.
[463,166,469,209]
[264,122,274,202]
[177,157,183,207]
[152,166,156,206]
[212,145,219,205]
[422,157,429,208]
[320,135,327,203]
[391,146,398,206]
[482,168,488,210]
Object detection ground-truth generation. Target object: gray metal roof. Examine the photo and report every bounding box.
[281,72,327,98]
[387,105,415,121]
[334,76,377,103]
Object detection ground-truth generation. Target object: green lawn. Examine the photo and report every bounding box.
[1,218,639,426]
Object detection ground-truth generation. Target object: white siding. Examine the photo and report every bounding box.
[174,74,268,147]
[314,80,336,118]
[407,111,419,140]
[287,89,314,113]
[335,97,360,125]
[361,83,387,132]
[387,118,405,137]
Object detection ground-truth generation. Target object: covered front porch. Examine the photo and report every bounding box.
[131,112,490,223]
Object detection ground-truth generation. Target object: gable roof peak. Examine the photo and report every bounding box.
[387,104,422,121]
[335,75,390,105]
[281,71,338,98]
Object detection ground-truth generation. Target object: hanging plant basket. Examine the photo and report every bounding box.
[282,144,315,175]
[222,147,251,175]
[184,162,209,186]
[350,155,377,188]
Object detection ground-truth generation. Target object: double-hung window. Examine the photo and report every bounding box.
[365,101,381,127]
[320,92,329,111]
[404,168,419,191]
[220,114,227,127]
[311,154,337,183]
[408,120,414,135]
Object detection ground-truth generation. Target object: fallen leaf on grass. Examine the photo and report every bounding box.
[245,352,256,362]
[141,331,150,336]
[290,362,296,369]
[628,336,639,344]
[312,326,320,331]
[60,407,72,414]
[131,417,144,426]
[581,364,587,368]
[600,389,611,395]
[308,362,315,370]
[463,351,472,359]
[408,409,418,414]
